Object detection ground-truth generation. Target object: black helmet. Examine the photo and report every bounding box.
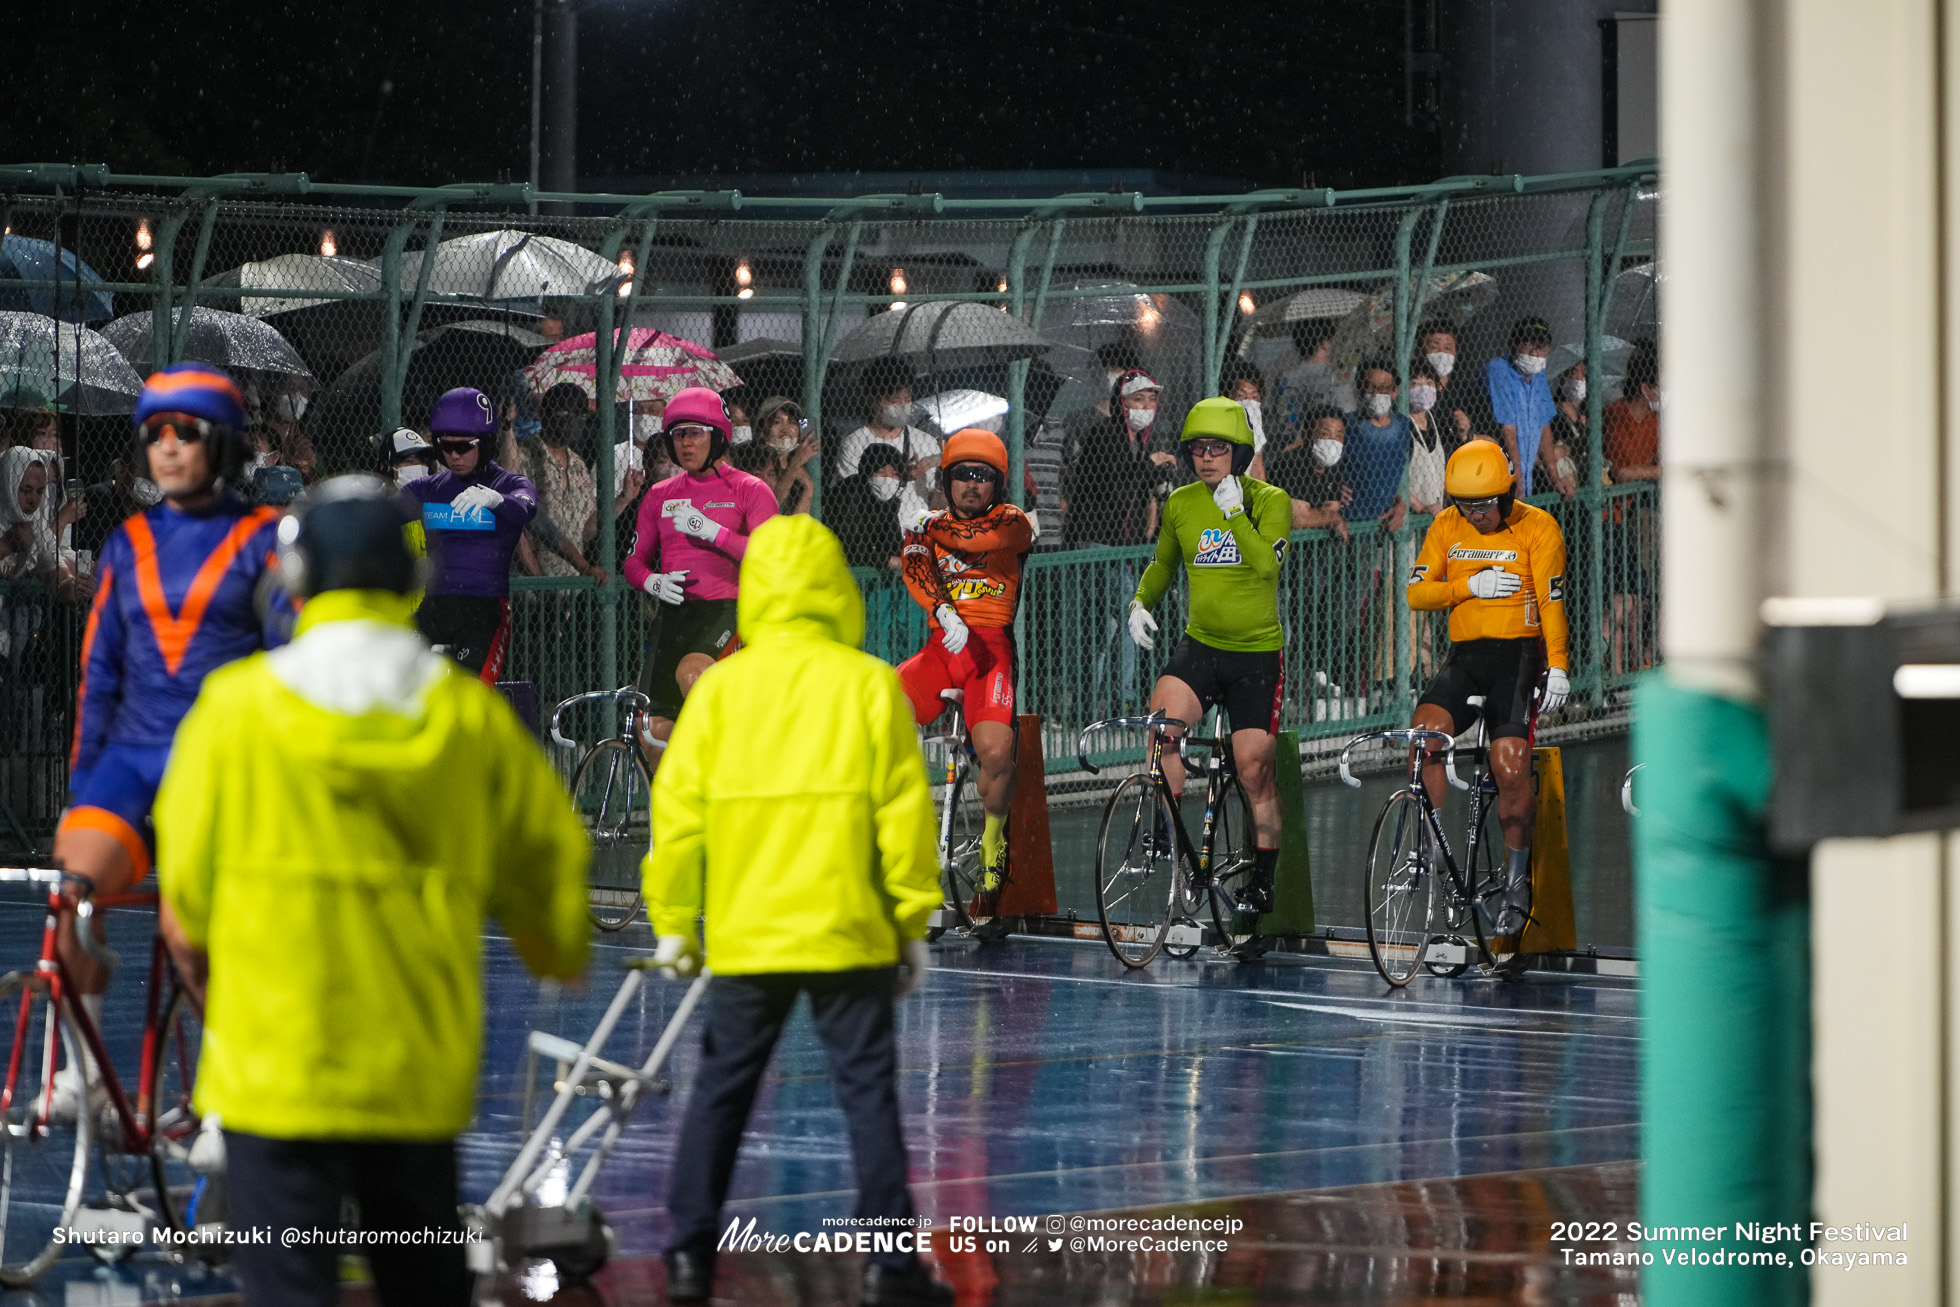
[274,475,421,599]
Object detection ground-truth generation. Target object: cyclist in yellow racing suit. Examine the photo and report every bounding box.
[1405,440,1570,937]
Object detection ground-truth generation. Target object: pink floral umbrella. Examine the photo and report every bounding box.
[522,327,740,403]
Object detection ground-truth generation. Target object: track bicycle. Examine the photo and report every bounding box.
[1340,706,1521,986]
[0,867,206,1284]
[922,690,1013,941]
[551,688,666,931]
[1078,710,1264,969]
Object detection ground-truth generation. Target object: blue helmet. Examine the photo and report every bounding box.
[428,387,497,437]
[132,363,247,430]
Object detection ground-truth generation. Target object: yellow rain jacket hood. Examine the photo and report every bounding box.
[157,589,591,1141]
[645,514,939,973]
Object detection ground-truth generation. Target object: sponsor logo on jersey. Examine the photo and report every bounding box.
[939,554,1006,603]
[704,501,735,510]
[1548,573,1565,602]
[1448,545,1518,562]
[1193,527,1242,567]
[1272,538,1289,565]
[422,502,494,531]
[661,499,692,516]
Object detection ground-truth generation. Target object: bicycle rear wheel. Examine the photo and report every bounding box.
[1095,774,1180,969]
[0,972,94,1286]
[942,766,1009,936]
[1203,775,1263,956]
[1364,791,1438,987]
[573,741,652,931]
[146,986,203,1233]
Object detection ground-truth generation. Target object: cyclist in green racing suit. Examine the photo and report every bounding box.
[1125,397,1292,919]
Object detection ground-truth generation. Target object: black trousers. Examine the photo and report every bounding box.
[667,968,918,1269]
[224,1131,470,1307]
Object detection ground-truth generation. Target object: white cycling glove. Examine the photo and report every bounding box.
[935,604,969,655]
[1540,667,1570,715]
[902,505,942,535]
[451,484,503,513]
[652,934,702,979]
[671,504,724,545]
[1466,567,1522,599]
[894,938,931,998]
[1126,600,1158,651]
[642,569,689,605]
[1211,474,1245,518]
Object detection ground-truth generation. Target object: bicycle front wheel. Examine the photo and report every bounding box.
[1095,774,1181,969]
[1365,791,1438,987]
[0,972,94,1286]
[573,740,652,931]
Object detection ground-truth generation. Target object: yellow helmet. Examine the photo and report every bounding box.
[1443,439,1515,498]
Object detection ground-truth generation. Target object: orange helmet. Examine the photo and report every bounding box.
[940,428,1009,479]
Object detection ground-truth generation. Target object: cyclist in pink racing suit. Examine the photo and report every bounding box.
[622,387,777,761]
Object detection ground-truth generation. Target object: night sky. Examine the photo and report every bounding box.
[10,0,1438,191]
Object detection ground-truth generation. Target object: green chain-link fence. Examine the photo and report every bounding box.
[0,162,1657,833]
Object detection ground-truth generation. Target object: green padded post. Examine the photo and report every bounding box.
[1265,730,1315,935]
[1634,674,1809,1305]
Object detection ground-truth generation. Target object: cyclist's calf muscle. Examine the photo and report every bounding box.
[969,719,1017,819]
[50,824,137,995]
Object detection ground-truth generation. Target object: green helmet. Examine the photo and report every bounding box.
[1179,396,1257,474]
[1180,396,1256,446]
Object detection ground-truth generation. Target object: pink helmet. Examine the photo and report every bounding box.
[659,386,734,466]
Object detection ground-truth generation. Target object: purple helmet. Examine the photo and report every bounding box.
[428,387,497,437]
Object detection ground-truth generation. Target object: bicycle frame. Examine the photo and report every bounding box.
[0,870,182,1157]
[1079,712,1239,889]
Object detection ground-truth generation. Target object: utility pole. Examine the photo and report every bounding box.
[541,0,579,214]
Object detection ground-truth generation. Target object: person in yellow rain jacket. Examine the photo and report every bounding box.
[156,476,590,1307]
[642,512,950,1307]
[1405,440,1570,941]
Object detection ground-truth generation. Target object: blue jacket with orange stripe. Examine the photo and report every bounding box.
[72,495,289,781]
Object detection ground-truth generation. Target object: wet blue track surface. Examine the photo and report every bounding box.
[0,891,1639,1299]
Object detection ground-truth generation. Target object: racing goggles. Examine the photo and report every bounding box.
[665,423,718,441]
[946,461,1000,485]
[1185,438,1235,459]
[1451,494,1504,515]
[138,414,216,445]
[433,436,482,455]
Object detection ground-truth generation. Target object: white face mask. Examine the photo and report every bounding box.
[275,393,308,422]
[1239,399,1262,435]
[880,403,911,428]
[730,425,753,446]
[131,476,165,507]
[1409,384,1438,413]
[769,436,798,455]
[394,465,427,489]
[1425,351,1455,378]
[1312,439,1345,467]
[1515,352,1548,376]
[868,475,901,502]
[1364,393,1394,418]
[1564,378,1588,403]
[1648,391,1664,414]
[1124,406,1156,433]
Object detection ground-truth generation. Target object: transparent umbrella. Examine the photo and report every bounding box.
[397,230,622,303]
[1036,284,1203,427]
[0,311,144,414]
[100,307,312,379]
[1605,263,1660,343]
[203,254,383,319]
[1323,271,1501,382]
[830,301,1049,373]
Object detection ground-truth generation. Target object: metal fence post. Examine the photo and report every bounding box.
[807,219,864,520]
[799,226,838,518]
[1394,198,1451,403]
[589,213,659,691]
[376,199,444,435]
[168,198,222,362]
[1217,215,1259,391]
[1199,217,1235,396]
[148,207,191,374]
[1583,191,1609,707]
[1003,222,1039,509]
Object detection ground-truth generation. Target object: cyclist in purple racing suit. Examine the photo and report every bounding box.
[393,387,539,681]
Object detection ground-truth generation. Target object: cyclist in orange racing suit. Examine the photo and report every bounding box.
[896,429,1035,914]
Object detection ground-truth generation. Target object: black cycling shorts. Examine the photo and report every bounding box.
[1418,638,1545,740]
[638,596,739,719]
[1159,636,1284,736]
[416,595,510,682]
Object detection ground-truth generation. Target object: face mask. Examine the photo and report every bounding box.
[1364,393,1394,418]
[1312,439,1344,467]
[881,404,911,428]
[131,476,164,507]
[1239,399,1262,435]
[395,465,427,489]
[1564,378,1588,403]
[730,425,753,446]
[769,436,798,455]
[1425,351,1455,378]
[1515,352,1548,376]
[1409,384,1438,413]
[1648,392,1664,414]
[868,475,901,502]
[275,393,308,422]
[1125,406,1155,433]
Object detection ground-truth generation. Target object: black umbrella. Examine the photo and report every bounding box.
[308,319,548,473]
